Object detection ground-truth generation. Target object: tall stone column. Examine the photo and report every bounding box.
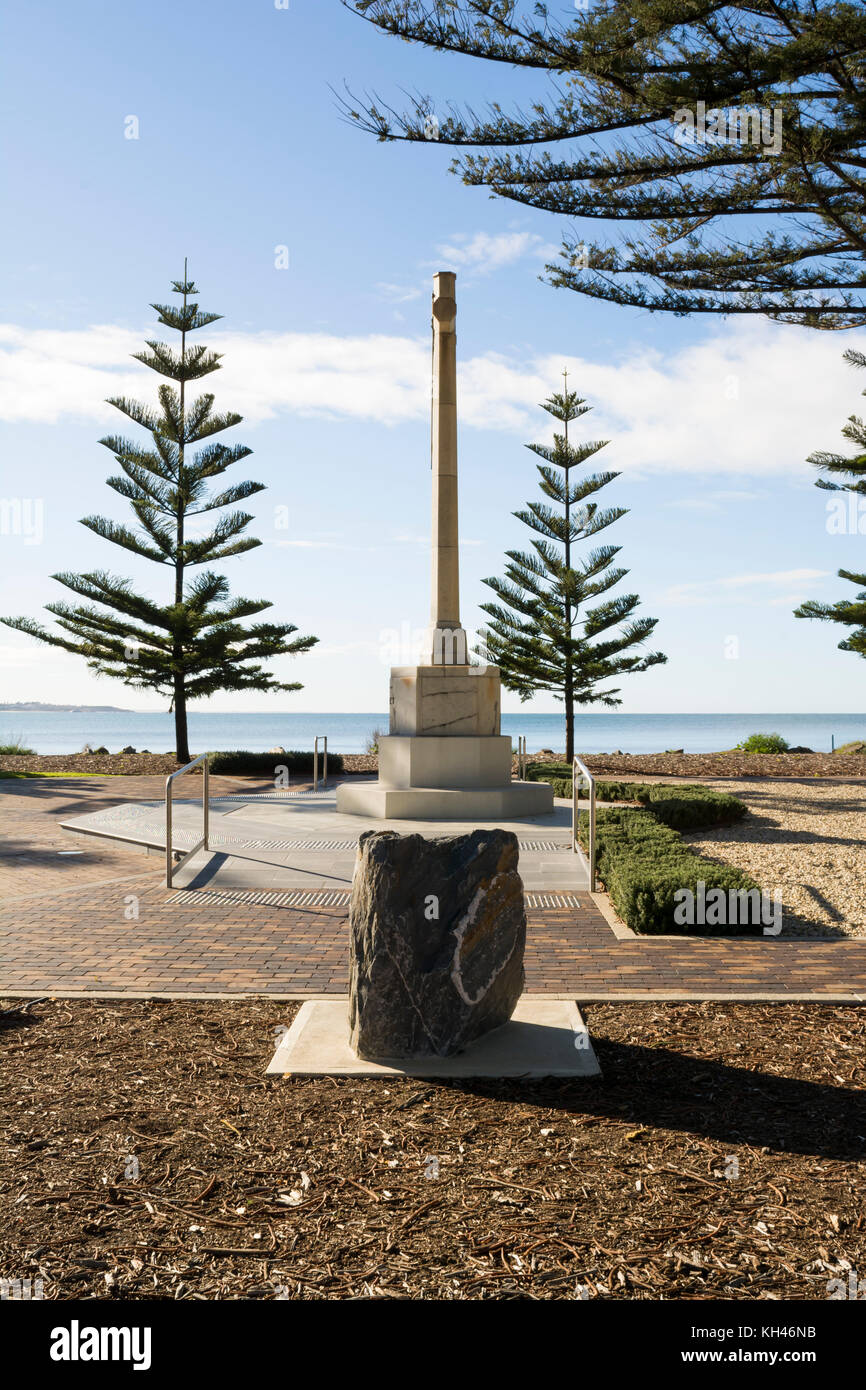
[335,267,554,820]
[429,271,466,665]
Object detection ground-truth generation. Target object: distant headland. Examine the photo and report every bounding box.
[0,702,131,713]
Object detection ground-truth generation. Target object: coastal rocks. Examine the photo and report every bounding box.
[348,829,526,1059]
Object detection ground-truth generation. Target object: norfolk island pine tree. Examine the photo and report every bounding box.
[343,0,866,329]
[477,377,666,763]
[1,267,317,764]
[795,348,866,660]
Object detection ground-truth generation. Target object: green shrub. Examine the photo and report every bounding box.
[629,783,746,830]
[0,739,35,755]
[734,731,789,754]
[526,760,571,782]
[575,795,760,935]
[525,763,760,932]
[207,749,344,776]
[578,807,762,935]
[527,764,746,829]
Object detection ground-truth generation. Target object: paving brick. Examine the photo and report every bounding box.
[2,776,866,999]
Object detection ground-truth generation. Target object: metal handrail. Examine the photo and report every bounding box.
[313,735,328,791]
[165,752,210,889]
[572,755,596,892]
[516,735,527,780]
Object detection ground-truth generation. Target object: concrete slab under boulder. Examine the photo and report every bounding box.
[266,998,601,1078]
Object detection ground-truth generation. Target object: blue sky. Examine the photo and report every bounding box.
[2,0,865,716]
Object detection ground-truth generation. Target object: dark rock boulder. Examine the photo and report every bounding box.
[348,828,526,1060]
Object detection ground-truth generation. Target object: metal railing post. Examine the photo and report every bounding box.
[203,756,209,851]
[572,754,596,893]
[165,752,211,890]
[165,776,173,888]
[313,735,328,791]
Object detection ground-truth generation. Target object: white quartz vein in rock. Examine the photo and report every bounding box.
[449,875,517,1006]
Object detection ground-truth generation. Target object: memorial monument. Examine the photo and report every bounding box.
[337,272,553,820]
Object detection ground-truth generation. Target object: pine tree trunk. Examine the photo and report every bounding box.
[174,677,191,765]
[563,399,573,766]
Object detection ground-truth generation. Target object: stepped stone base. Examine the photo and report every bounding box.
[336,779,553,821]
[378,734,512,789]
[339,663,554,821]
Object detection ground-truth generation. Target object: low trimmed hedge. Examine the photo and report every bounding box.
[525,763,747,829]
[207,749,344,776]
[578,811,761,939]
[577,804,763,936]
[607,782,746,830]
[528,774,765,935]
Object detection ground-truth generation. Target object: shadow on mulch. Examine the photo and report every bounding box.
[0,1005,43,1033]
[441,1036,866,1162]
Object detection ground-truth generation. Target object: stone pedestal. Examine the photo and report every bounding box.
[336,666,554,821]
[379,734,512,789]
[390,664,500,737]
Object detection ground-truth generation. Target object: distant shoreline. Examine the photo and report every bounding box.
[2,710,862,757]
[0,703,130,713]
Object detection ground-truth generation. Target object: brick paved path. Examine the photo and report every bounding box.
[2,777,866,1000]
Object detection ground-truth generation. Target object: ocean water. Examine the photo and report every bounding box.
[1,710,863,756]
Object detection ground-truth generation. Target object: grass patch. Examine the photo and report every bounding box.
[0,770,120,779]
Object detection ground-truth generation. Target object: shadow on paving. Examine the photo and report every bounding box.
[0,836,148,875]
[0,774,275,816]
[0,777,162,816]
[438,1038,866,1162]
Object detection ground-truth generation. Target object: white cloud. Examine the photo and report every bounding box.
[718,568,828,588]
[0,642,45,668]
[376,282,424,305]
[662,568,829,606]
[434,231,557,274]
[2,316,865,478]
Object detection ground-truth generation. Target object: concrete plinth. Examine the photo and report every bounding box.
[378,734,512,789]
[336,779,553,820]
[390,664,500,737]
[266,998,601,1078]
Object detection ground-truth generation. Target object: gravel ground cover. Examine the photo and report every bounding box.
[1,998,863,1301]
[681,780,866,939]
[537,751,866,781]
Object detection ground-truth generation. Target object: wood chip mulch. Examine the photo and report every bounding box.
[1,998,863,1301]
